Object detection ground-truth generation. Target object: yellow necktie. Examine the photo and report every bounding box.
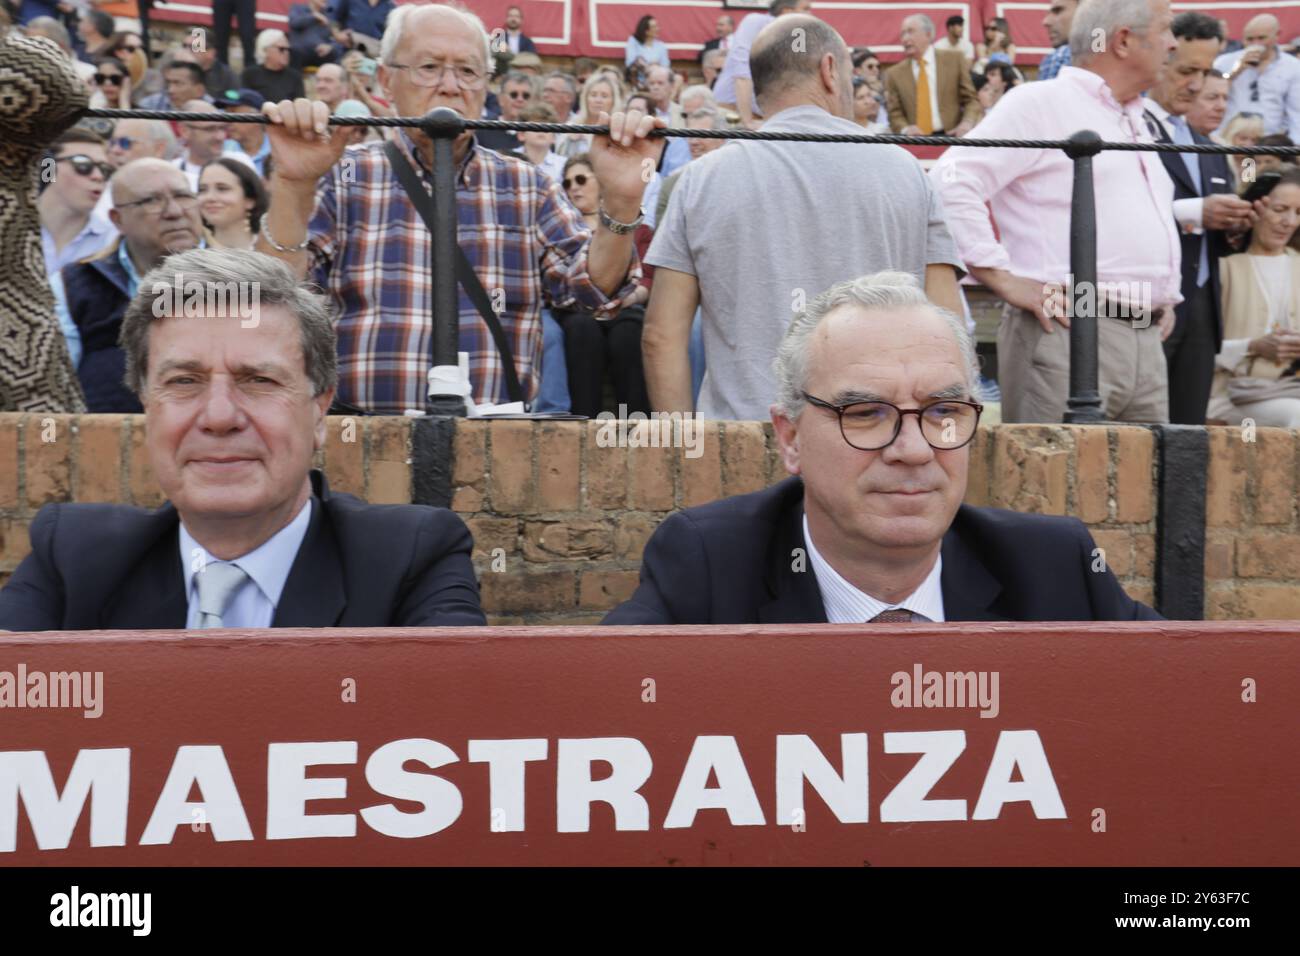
[916,59,934,134]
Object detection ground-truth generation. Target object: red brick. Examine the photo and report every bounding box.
[1072,426,1110,523]
[679,420,722,508]
[25,415,72,507]
[1251,429,1296,525]
[323,415,365,497]
[522,519,613,561]
[126,418,165,508]
[578,570,640,610]
[72,415,125,502]
[990,426,1069,514]
[584,420,627,509]
[614,513,660,560]
[1114,427,1155,523]
[452,419,488,509]
[537,422,580,511]
[721,421,768,496]
[627,435,674,511]
[367,417,411,504]
[488,420,534,513]
[0,417,18,509]
[465,516,518,562]
[480,570,576,615]
[1235,532,1300,580]
[1206,428,1248,527]
[1089,529,1133,578]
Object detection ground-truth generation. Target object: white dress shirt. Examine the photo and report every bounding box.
[179,498,313,628]
[910,45,942,132]
[803,514,946,623]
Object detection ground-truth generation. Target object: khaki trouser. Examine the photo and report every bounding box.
[997,305,1170,424]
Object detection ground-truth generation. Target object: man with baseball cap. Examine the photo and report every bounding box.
[217,88,271,176]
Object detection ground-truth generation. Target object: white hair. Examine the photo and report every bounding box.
[254,29,287,65]
[904,14,936,38]
[380,3,492,70]
[1070,0,1154,61]
[680,84,717,109]
[773,271,980,417]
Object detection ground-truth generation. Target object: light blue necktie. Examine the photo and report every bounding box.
[1170,115,1210,287]
[194,562,249,629]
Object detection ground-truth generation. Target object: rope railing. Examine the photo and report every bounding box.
[77,106,1300,422]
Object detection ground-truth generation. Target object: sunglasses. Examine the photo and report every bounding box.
[562,173,590,189]
[95,73,124,85]
[110,136,138,150]
[58,154,113,178]
[506,90,532,99]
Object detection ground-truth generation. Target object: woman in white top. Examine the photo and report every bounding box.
[1212,167,1300,427]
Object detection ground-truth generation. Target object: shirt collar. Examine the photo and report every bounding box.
[117,239,142,293]
[1059,65,1146,121]
[178,497,313,610]
[802,513,946,623]
[402,127,480,188]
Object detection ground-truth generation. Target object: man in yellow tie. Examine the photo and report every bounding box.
[885,14,979,135]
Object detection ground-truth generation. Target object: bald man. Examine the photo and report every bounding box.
[312,63,349,113]
[174,100,234,189]
[1214,14,1300,141]
[53,159,204,412]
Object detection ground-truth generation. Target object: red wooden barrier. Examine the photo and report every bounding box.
[1,622,1296,865]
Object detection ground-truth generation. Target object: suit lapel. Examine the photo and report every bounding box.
[758,488,827,624]
[272,470,347,627]
[1144,108,1198,195]
[102,506,188,629]
[939,521,1007,621]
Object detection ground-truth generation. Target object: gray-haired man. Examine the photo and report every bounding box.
[0,248,486,631]
[607,271,1160,624]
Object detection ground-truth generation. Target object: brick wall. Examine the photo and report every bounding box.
[1,414,1295,623]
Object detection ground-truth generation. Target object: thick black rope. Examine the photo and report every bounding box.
[79,108,1300,157]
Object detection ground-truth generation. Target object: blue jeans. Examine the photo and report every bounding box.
[533,308,571,413]
[689,309,706,405]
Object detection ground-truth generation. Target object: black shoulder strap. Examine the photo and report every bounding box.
[383,139,524,405]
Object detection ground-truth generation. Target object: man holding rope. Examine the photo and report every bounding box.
[256,1,661,414]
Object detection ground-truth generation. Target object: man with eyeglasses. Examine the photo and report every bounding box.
[52,159,203,412]
[476,69,537,153]
[257,3,660,414]
[173,99,254,190]
[606,272,1160,625]
[1213,13,1300,142]
[38,129,118,287]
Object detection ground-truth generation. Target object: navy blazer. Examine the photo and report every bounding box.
[1144,108,1234,348]
[0,470,486,631]
[604,478,1162,624]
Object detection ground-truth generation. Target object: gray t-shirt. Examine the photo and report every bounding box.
[647,105,963,420]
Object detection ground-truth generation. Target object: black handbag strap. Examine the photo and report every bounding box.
[384,140,525,404]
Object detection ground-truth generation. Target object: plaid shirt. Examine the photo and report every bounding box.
[307,133,638,413]
[1037,45,1072,81]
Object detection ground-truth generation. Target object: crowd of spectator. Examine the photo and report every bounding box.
[7,0,1300,432]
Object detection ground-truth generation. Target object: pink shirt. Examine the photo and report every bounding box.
[932,66,1182,308]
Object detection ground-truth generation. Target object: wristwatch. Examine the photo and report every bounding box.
[598,200,644,235]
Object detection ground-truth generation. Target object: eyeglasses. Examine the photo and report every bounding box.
[94,72,124,85]
[57,154,113,178]
[116,189,199,215]
[801,392,984,451]
[387,60,487,90]
[506,89,532,99]
[109,136,138,151]
[562,173,590,189]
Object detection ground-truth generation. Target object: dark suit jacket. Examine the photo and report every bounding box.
[1144,108,1233,347]
[698,36,723,64]
[884,48,978,133]
[0,470,486,631]
[604,478,1162,624]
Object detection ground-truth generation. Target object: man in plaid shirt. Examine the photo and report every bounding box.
[256,2,659,413]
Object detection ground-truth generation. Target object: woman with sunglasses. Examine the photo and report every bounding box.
[198,157,268,251]
[1212,166,1300,427]
[553,155,651,418]
[973,18,1016,75]
[89,56,132,109]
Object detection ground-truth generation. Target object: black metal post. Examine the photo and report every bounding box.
[1063,129,1104,424]
[424,107,468,417]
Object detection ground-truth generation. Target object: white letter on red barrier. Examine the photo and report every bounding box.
[361,739,463,838]
[140,745,253,845]
[880,731,968,822]
[0,749,129,851]
[468,739,547,833]
[776,733,869,826]
[971,730,1066,820]
[267,741,358,840]
[556,738,652,833]
[664,736,765,829]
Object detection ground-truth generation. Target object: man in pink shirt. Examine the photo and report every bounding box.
[932,0,1183,423]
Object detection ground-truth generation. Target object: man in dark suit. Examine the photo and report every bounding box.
[884,14,978,135]
[0,248,485,631]
[698,13,734,64]
[605,271,1160,625]
[1143,12,1257,425]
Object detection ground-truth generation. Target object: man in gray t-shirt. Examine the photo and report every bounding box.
[645,14,964,421]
